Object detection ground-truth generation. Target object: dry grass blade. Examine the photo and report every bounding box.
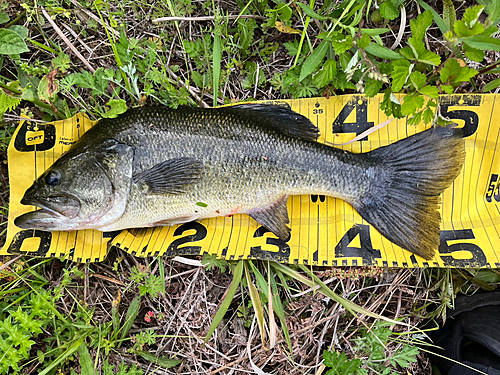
[244,261,268,349]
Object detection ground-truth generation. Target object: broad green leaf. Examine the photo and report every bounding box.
[365,79,384,97]
[392,59,412,91]
[398,46,414,60]
[102,99,127,118]
[331,35,353,55]
[462,5,485,28]
[420,85,439,99]
[423,106,434,124]
[442,0,456,31]
[440,58,478,83]
[409,71,426,90]
[401,94,425,116]
[463,36,500,51]
[365,43,402,60]
[410,10,433,41]
[455,65,478,82]
[416,0,449,34]
[360,28,390,36]
[296,3,329,21]
[299,40,329,81]
[136,351,182,368]
[418,50,441,66]
[324,350,362,374]
[205,261,243,343]
[10,25,29,40]
[313,59,337,87]
[0,29,29,54]
[483,78,500,92]
[464,45,485,62]
[0,12,9,24]
[380,1,399,20]
[454,19,484,37]
[38,74,59,103]
[78,343,94,375]
[441,84,454,94]
[381,88,403,118]
[357,33,371,49]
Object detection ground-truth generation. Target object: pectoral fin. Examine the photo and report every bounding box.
[134,157,203,194]
[248,197,291,241]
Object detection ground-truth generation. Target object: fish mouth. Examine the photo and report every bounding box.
[21,194,81,218]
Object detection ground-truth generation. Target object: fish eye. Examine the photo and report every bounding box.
[45,170,62,186]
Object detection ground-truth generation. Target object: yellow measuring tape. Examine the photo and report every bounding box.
[2,94,499,267]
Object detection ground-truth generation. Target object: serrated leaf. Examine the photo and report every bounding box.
[410,71,426,89]
[440,58,478,83]
[10,25,29,40]
[296,3,329,21]
[331,35,352,55]
[441,84,454,94]
[420,85,439,98]
[464,45,485,62]
[365,79,384,97]
[392,59,412,91]
[423,106,434,123]
[0,29,29,54]
[418,50,441,66]
[454,19,484,37]
[463,5,485,28]
[102,99,128,118]
[380,1,399,20]
[365,43,402,60]
[410,10,433,41]
[357,33,371,49]
[398,46,414,59]
[313,59,337,87]
[299,40,329,82]
[416,0,449,34]
[483,78,500,91]
[401,94,425,116]
[463,36,500,51]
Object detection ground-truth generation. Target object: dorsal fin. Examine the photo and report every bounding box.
[229,104,320,141]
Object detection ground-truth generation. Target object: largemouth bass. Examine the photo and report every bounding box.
[14,104,465,260]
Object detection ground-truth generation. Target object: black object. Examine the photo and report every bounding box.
[428,291,500,375]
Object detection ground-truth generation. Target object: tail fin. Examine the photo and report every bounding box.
[353,126,465,260]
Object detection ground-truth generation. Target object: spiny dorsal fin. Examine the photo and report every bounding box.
[229,104,319,141]
[248,196,291,241]
[133,157,203,194]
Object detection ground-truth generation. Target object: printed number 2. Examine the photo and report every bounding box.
[439,229,487,267]
[166,222,207,256]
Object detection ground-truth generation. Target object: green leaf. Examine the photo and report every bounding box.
[205,261,243,343]
[323,350,362,374]
[380,1,399,20]
[119,295,141,346]
[78,343,94,375]
[0,12,9,24]
[463,5,485,28]
[38,74,59,103]
[416,0,449,34]
[441,84,454,94]
[136,351,182,368]
[410,10,433,41]
[365,79,384,97]
[420,85,439,99]
[398,46,414,60]
[440,58,478,83]
[483,78,500,92]
[10,25,29,40]
[360,28,390,36]
[357,33,371,49]
[296,3,329,21]
[454,19,484,37]
[102,99,127,118]
[299,40,329,81]
[0,29,29,54]
[365,43,402,60]
[409,71,426,89]
[401,94,425,116]
[464,45,485,62]
[381,88,403,118]
[331,35,353,55]
[391,59,412,91]
[463,36,500,51]
[408,38,441,65]
[313,59,337,87]
[423,106,434,124]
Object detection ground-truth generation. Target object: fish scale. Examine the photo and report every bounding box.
[15,104,465,259]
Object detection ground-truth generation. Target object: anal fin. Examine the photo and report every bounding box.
[248,196,291,241]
